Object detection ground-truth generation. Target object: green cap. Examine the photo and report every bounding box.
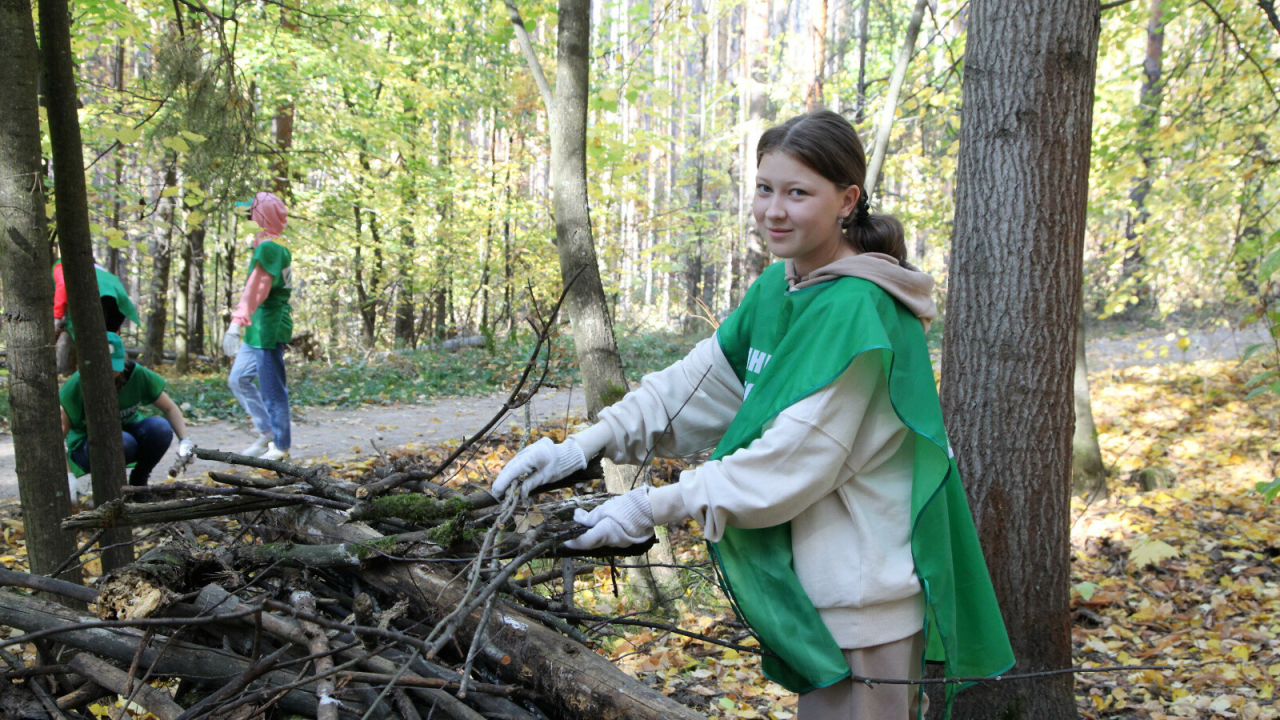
[107,332,127,371]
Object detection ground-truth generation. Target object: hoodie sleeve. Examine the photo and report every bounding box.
[647,351,909,539]
[569,337,744,464]
[231,265,275,327]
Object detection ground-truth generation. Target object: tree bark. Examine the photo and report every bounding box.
[939,0,1099,715]
[1072,302,1106,496]
[863,0,929,200]
[38,0,134,572]
[0,0,81,587]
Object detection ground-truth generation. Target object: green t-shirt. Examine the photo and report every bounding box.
[243,240,294,349]
[61,363,166,473]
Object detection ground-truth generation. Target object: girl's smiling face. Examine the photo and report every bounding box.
[753,151,861,276]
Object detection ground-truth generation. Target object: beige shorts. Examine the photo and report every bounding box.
[797,632,929,720]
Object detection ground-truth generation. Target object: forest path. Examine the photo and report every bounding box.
[0,322,1269,501]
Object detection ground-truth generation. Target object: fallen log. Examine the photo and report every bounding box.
[271,505,707,720]
[62,496,299,529]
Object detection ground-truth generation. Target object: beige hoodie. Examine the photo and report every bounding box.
[571,258,942,650]
[785,253,938,331]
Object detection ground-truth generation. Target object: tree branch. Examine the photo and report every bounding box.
[503,0,555,115]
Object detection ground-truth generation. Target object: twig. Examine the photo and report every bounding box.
[293,591,339,720]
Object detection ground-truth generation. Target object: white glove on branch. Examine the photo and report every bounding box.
[492,437,587,498]
[564,487,655,551]
[177,437,195,458]
[222,324,243,358]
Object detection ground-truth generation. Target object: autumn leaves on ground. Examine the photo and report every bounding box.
[2,353,1277,719]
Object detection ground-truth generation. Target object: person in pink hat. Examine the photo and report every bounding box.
[223,192,293,460]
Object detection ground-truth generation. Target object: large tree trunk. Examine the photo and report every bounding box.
[38,0,134,571]
[1119,0,1164,320]
[939,0,1099,716]
[143,162,177,368]
[0,0,81,586]
[1072,302,1106,496]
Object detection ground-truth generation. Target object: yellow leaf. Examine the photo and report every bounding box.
[117,127,142,144]
[1129,538,1180,567]
[179,130,207,143]
[1177,336,1191,351]
[161,187,180,198]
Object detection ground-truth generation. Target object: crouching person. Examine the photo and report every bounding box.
[60,332,194,494]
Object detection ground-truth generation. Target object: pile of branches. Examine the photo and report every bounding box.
[0,283,721,720]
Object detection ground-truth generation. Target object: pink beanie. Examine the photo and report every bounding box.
[251,191,288,238]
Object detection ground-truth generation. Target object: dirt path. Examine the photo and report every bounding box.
[0,322,1270,501]
[0,388,588,502]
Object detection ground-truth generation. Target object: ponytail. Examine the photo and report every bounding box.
[841,192,907,264]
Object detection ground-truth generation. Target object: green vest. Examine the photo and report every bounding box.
[710,262,1014,707]
[242,240,293,348]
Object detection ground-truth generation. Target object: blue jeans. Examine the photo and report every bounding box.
[70,415,173,486]
[228,342,291,449]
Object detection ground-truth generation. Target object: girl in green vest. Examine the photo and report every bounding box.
[495,110,1013,718]
[223,192,294,461]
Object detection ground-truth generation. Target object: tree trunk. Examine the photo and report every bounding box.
[189,226,205,355]
[143,162,177,368]
[38,0,134,572]
[1119,0,1164,320]
[939,0,1099,716]
[1072,302,1106,496]
[863,0,928,200]
[0,0,81,586]
[174,228,191,374]
[854,0,870,123]
[395,222,416,348]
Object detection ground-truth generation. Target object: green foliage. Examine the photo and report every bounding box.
[1255,477,1280,504]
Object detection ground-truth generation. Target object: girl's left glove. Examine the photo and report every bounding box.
[177,437,196,458]
[564,487,654,550]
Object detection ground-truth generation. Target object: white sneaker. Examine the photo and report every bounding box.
[241,433,272,457]
[261,442,289,462]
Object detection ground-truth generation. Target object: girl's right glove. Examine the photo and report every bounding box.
[492,437,587,498]
[563,487,654,550]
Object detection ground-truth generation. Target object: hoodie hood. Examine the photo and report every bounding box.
[250,191,288,245]
[785,253,938,331]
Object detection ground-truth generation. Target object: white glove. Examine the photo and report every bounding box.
[563,487,655,551]
[492,437,587,498]
[177,437,195,457]
[222,324,243,358]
